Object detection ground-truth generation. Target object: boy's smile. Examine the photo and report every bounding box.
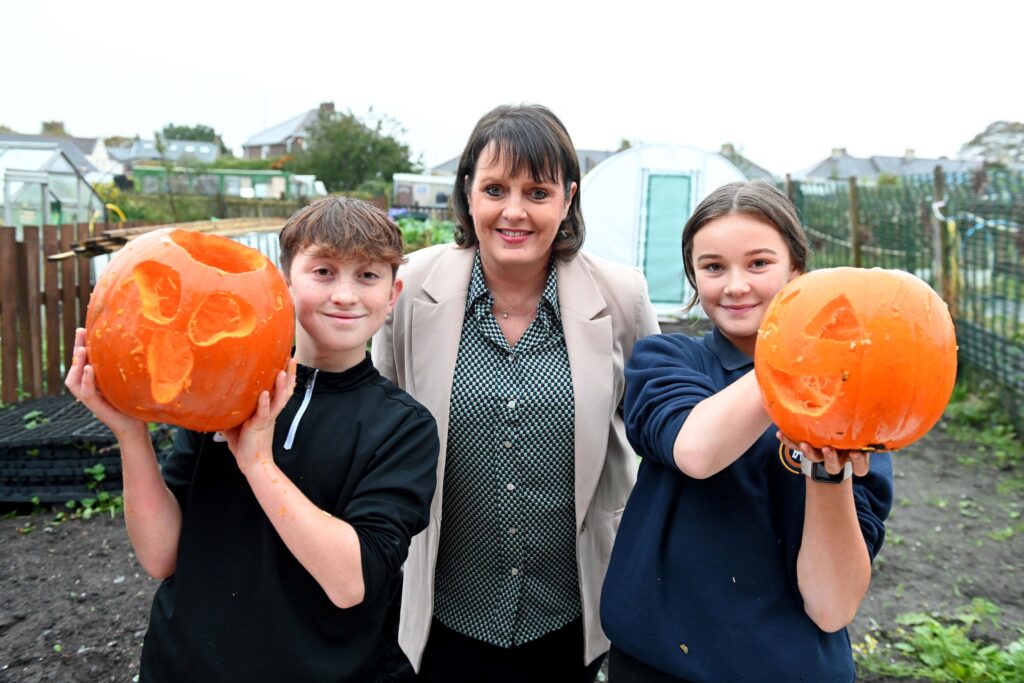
[287,247,402,372]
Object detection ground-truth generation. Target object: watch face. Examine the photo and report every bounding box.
[811,461,846,484]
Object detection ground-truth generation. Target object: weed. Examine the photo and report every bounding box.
[855,599,1024,682]
[22,410,49,430]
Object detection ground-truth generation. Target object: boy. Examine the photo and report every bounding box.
[65,197,439,681]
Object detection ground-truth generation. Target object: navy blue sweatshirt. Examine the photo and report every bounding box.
[601,330,893,682]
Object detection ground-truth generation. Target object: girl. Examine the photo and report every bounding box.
[600,181,893,682]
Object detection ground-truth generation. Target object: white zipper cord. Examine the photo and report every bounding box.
[283,369,317,450]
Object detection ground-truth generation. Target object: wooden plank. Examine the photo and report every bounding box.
[22,226,44,397]
[60,224,77,382]
[0,227,20,404]
[43,226,62,394]
[77,223,91,324]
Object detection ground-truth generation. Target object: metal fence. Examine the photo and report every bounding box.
[784,168,1023,428]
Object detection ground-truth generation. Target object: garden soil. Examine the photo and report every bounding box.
[1,333,1022,682]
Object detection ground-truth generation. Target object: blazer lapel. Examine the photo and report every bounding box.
[410,247,475,462]
[558,257,614,531]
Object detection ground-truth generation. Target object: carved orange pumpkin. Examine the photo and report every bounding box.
[86,228,295,432]
[754,267,957,451]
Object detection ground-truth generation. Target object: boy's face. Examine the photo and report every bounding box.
[287,247,402,372]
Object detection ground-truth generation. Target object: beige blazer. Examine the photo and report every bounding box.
[371,243,659,669]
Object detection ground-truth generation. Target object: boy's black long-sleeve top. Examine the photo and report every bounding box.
[139,355,439,682]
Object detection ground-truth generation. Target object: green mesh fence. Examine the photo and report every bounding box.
[783,170,1023,428]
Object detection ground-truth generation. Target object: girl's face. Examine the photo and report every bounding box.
[691,213,801,356]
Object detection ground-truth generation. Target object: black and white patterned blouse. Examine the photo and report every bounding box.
[433,250,579,648]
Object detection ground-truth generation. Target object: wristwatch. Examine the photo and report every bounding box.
[801,457,852,484]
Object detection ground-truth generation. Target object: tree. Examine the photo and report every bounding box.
[959,121,1024,165]
[41,121,68,136]
[104,135,137,148]
[161,123,231,156]
[0,124,14,133]
[290,108,417,193]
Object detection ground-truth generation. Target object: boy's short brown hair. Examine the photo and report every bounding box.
[279,196,406,278]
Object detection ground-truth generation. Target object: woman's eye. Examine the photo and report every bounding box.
[703,263,723,273]
[484,186,502,197]
[750,259,770,269]
[530,188,550,200]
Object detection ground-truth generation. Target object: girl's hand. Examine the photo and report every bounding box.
[64,328,148,440]
[221,359,297,475]
[777,432,871,477]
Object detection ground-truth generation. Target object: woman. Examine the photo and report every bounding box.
[372,104,659,682]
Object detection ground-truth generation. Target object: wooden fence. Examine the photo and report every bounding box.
[1,222,139,403]
[0,218,287,404]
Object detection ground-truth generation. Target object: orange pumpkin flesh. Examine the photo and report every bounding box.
[85,228,295,432]
[754,267,957,451]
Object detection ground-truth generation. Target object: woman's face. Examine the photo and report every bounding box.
[467,143,576,273]
[691,213,800,356]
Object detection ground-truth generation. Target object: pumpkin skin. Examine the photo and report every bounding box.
[85,228,295,432]
[754,267,957,451]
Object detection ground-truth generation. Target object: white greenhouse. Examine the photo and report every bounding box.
[580,144,747,318]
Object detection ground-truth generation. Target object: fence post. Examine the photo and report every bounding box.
[848,177,861,268]
[933,165,957,316]
[784,174,794,203]
[22,226,44,397]
[43,226,62,394]
[1,227,19,404]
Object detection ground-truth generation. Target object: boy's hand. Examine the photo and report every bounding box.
[64,328,148,440]
[777,432,871,478]
[221,359,297,475]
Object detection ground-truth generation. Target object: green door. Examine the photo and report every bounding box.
[643,174,692,304]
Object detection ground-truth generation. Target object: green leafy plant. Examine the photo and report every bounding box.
[68,463,124,519]
[854,599,1024,682]
[22,410,50,430]
[396,216,455,253]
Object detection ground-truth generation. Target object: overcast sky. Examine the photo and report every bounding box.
[3,0,1020,175]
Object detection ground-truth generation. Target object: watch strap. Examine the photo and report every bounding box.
[801,457,852,483]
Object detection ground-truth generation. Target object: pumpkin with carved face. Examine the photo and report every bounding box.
[754,267,957,451]
[86,228,295,432]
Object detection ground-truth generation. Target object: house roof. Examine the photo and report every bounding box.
[795,148,991,181]
[0,133,96,173]
[718,144,776,180]
[243,110,319,147]
[107,138,219,164]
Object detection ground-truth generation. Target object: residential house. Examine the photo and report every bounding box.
[107,138,220,166]
[794,148,983,183]
[718,143,776,181]
[242,102,334,160]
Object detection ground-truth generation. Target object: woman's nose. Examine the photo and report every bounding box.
[501,194,527,221]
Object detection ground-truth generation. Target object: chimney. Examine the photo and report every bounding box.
[830,147,847,159]
[904,148,915,160]
[720,143,735,155]
[319,102,335,115]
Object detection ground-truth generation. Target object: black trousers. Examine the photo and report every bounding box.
[608,645,691,683]
[418,617,605,683]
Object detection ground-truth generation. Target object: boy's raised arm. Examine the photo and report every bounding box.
[65,329,183,579]
[221,360,368,609]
